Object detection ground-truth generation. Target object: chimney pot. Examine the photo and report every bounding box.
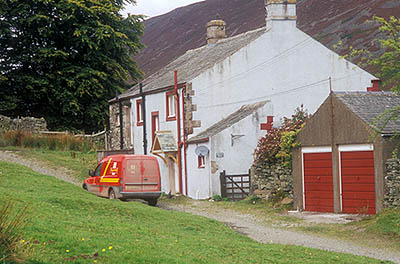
[206,20,226,45]
[367,79,381,92]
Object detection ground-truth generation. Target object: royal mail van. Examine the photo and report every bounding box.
[83,155,162,206]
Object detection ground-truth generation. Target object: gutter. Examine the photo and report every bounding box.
[109,83,186,104]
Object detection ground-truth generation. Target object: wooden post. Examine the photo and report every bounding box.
[248,169,252,195]
[220,170,226,198]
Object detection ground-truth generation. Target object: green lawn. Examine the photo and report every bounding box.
[0,161,390,264]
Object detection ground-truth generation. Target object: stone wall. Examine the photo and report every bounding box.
[385,159,400,208]
[0,114,47,132]
[251,161,293,199]
[108,102,133,151]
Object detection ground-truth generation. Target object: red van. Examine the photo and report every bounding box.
[83,155,162,206]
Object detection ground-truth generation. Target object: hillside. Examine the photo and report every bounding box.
[134,0,400,79]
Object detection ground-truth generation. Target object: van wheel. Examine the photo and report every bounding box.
[147,199,158,206]
[109,189,116,200]
[82,184,88,191]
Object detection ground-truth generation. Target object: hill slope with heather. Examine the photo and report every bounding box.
[134,0,399,79]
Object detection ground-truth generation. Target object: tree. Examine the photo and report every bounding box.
[0,0,144,132]
[340,16,400,92]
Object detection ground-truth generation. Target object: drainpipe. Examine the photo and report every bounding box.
[118,94,124,150]
[175,70,183,194]
[140,83,148,155]
[182,85,188,196]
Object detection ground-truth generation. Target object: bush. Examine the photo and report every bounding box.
[254,106,310,167]
[0,202,28,263]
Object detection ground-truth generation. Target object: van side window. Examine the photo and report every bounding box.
[94,163,103,176]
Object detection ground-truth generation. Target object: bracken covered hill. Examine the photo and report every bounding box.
[134,0,399,80]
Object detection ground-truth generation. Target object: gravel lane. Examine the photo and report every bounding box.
[159,201,400,263]
[0,150,80,186]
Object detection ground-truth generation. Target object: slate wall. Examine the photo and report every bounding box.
[0,115,47,132]
[385,159,400,208]
[251,161,293,199]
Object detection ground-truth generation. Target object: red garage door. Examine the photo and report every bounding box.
[340,151,375,214]
[303,152,334,212]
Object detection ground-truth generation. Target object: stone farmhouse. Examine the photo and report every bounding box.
[108,0,376,199]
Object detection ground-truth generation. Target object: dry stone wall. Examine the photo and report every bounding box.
[251,161,293,199]
[0,115,47,132]
[385,159,400,208]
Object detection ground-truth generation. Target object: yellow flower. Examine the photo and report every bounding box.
[108,246,112,250]
[21,240,25,243]
[81,238,85,241]
[102,248,106,252]
[66,250,70,253]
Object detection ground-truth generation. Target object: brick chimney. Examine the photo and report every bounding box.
[206,20,226,45]
[367,79,382,92]
[265,0,297,31]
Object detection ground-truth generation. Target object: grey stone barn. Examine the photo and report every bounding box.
[292,91,400,214]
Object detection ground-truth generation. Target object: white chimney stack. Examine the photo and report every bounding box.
[265,0,297,31]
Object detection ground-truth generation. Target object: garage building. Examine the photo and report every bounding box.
[292,91,400,214]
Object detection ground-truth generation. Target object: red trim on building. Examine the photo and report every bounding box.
[166,91,176,121]
[198,156,205,168]
[136,99,143,126]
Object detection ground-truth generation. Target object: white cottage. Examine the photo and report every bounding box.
[109,0,376,199]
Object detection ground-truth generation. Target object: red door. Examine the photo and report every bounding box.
[340,151,375,214]
[303,152,334,212]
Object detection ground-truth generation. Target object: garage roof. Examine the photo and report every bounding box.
[335,92,400,135]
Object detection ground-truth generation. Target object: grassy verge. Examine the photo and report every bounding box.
[0,161,389,264]
[0,147,97,181]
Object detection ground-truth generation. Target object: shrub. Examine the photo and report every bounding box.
[254,106,310,168]
[0,202,28,263]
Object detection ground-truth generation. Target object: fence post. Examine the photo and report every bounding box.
[248,169,252,195]
[220,170,226,198]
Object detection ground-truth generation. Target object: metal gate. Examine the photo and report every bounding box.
[220,170,251,201]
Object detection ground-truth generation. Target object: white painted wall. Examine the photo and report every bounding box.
[130,90,185,194]
[186,103,272,199]
[187,141,212,199]
[190,21,376,135]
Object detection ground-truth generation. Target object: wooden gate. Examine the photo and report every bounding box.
[220,170,251,201]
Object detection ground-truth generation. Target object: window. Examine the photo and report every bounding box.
[94,163,103,176]
[151,112,160,142]
[166,91,176,121]
[198,156,205,168]
[136,99,143,126]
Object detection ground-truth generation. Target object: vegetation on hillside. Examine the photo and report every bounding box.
[0,0,144,133]
[0,160,389,263]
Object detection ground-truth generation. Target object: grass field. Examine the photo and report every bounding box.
[0,160,390,264]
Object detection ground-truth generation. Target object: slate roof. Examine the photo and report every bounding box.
[188,101,269,143]
[116,27,266,101]
[335,92,400,135]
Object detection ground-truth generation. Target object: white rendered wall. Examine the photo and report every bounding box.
[186,104,272,199]
[130,90,185,194]
[190,21,376,136]
[187,142,212,199]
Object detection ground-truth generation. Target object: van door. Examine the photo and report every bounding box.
[142,158,161,192]
[99,159,120,197]
[89,162,103,195]
[123,159,143,192]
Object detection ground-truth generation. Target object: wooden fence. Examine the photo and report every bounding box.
[220,170,251,201]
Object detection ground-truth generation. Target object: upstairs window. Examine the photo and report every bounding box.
[136,99,143,126]
[166,91,176,121]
